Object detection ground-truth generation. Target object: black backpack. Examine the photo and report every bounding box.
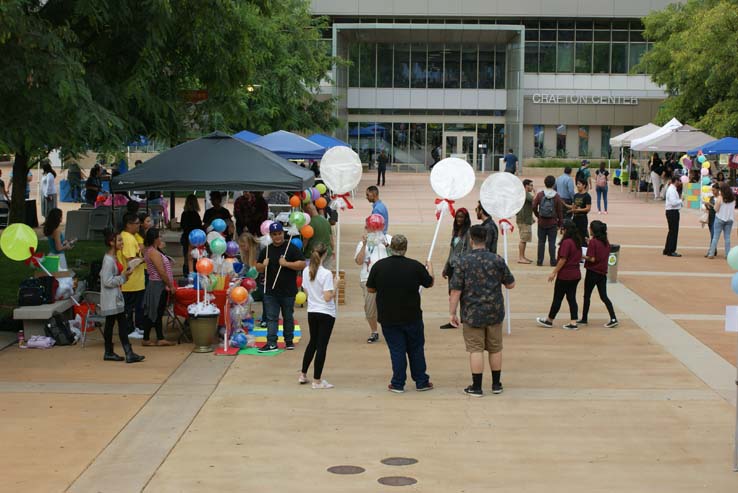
[44,313,76,346]
[18,278,45,306]
[539,194,555,218]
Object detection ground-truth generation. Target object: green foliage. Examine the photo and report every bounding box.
[638,0,738,138]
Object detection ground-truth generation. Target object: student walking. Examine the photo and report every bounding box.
[707,183,736,259]
[532,175,564,266]
[571,179,592,243]
[299,243,337,389]
[577,221,618,328]
[594,162,609,214]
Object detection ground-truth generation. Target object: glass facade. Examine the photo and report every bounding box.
[534,125,544,157]
[556,125,567,157]
[578,126,589,157]
[601,126,611,159]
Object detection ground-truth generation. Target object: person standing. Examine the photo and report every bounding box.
[141,229,176,347]
[532,175,564,267]
[355,220,392,344]
[40,160,57,219]
[571,179,592,243]
[707,183,736,259]
[303,203,334,269]
[366,235,434,393]
[203,191,235,241]
[516,180,534,264]
[299,243,337,389]
[366,186,389,233]
[577,220,618,328]
[663,176,682,257]
[118,213,145,339]
[449,225,515,397]
[536,220,583,330]
[440,209,471,329]
[256,222,306,352]
[377,149,389,186]
[85,166,102,205]
[650,153,664,200]
[503,148,518,174]
[554,167,575,217]
[576,160,592,191]
[703,183,720,256]
[475,201,498,254]
[594,162,609,214]
[179,194,202,277]
[43,208,74,270]
[66,161,85,202]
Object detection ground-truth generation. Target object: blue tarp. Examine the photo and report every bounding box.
[253,130,326,160]
[688,137,738,155]
[233,130,261,143]
[307,133,349,148]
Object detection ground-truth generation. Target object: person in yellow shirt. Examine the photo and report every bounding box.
[118,213,146,339]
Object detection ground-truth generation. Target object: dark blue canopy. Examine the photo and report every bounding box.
[307,133,349,148]
[688,137,738,155]
[348,126,373,137]
[253,130,326,160]
[233,130,261,143]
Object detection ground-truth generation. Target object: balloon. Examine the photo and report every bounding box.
[241,277,257,291]
[698,155,706,164]
[302,212,311,226]
[702,176,711,186]
[732,272,738,295]
[300,225,314,239]
[230,286,248,304]
[320,146,363,194]
[233,261,244,274]
[315,197,327,209]
[702,161,710,169]
[311,188,321,201]
[188,229,206,247]
[728,246,738,270]
[680,175,689,184]
[260,220,274,236]
[480,172,526,219]
[430,157,476,200]
[302,191,312,204]
[296,276,303,288]
[289,195,301,208]
[701,167,709,176]
[289,211,306,228]
[246,266,258,279]
[0,223,38,261]
[683,158,692,169]
[225,241,240,257]
[291,238,303,250]
[295,291,307,305]
[196,258,214,275]
[365,214,385,232]
[316,183,327,194]
[231,332,248,349]
[210,237,227,256]
[211,218,227,233]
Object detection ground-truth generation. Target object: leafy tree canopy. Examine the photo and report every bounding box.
[639,0,738,137]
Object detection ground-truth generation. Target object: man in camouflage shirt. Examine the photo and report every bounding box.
[449,225,515,397]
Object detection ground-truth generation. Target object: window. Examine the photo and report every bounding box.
[575,42,592,73]
[601,127,611,158]
[578,126,589,157]
[359,43,376,87]
[556,125,567,157]
[478,47,494,88]
[394,44,410,87]
[628,43,647,73]
[348,43,360,87]
[393,123,408,163]
[525,42,539,72]
[444,44,461,89]
[593,44,610,73]
[495,46,506,88]
[427,44,443,88]
[410,44,427,88]
[377,44,393,88]
[534,125,545,157]
[557,42,574,72]
[611,43,627,73]
[539,42,556,72]
[461,45,478,88]
[494,124,505,157]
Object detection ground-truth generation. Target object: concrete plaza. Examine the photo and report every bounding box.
[1,169,737,492]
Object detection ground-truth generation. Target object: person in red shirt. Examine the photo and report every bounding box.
[536,220,582,330]
[577,221,618,328]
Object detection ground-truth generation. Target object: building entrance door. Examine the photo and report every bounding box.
[443,132,477,167]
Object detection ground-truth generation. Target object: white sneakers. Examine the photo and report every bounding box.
[128,328,144,339]
[312,380,334,389]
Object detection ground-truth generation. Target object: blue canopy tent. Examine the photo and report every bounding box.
[348,126,374,137]
[253,130,326,160]
[307,133,349,148]
[233,130,261,143]
[688,137,738,155]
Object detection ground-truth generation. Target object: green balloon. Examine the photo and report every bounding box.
[728,246,738,270]
[210,237,227,256]
[0,223,38,261]
[289,211,306,228]
[316,183,327,194]
[246,267,258,279]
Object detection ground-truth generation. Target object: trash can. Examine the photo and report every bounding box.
[189,311,219,353]
[607,244,620,283]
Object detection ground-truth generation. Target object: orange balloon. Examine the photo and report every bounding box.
[230,286,248,304]
[196,257,214,275]
[289,195,301,208]
[300,225,314,239]
[315,197,327,209]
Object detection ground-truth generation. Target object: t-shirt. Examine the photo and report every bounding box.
[481,217,498,254]
[371,200,389,233]
[117,231,145,291]
[203,206,233,240]
[304,214,332,259]
[366,256,433,325]
[516,191,534,225]
[503,153,518,173]
[85,176,101,204]
[557,238,582,281]
[584,238,610,275]
[257,241,305,297]
[301,265,335,317]
[572,192,591,216]
[354,233,392,283]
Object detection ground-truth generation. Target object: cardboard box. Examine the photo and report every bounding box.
[34,269,75,279]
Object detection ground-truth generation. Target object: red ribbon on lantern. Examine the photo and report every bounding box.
[24,247,44,268]
[434,198,456,220]
[499,218,515,235]
[331,193,353,209]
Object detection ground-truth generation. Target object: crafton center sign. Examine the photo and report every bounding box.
[531,93,639,105]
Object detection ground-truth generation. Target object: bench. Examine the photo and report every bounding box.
[13,299,75,337]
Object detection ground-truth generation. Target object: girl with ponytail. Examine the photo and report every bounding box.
[299,243,338,389]
[578,220,618,328]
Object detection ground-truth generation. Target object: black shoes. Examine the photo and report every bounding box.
[439,323,456,329]
[367,333,379,344]
[122,343,145,364]
[103,352,124,362]
[464,386,483,397]
[258,343,279,353]
[492,383,503,394]
[576,319,588,325]
[284,341,295,350]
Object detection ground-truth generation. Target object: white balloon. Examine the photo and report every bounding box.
[429,158,476,200]
[320,146,363,194]
[480,172,526,219]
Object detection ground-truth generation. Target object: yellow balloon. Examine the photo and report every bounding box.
[0,223,38,261]
[702,161,710,169]
[295,291,307,305]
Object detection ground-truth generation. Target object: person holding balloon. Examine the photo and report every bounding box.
[256,222,306,352]
[366,186,389,234]
[355,214,391,344]
[141,229,176,346]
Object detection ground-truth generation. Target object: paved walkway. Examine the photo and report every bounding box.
[1,170,737,491]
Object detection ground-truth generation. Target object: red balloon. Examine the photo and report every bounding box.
[296,276,303,288]
[241,277,257,292]
[365,214,385,232]
[289,195,301,208]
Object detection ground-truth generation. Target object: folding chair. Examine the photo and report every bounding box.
[79,291,106,347]
[165,293,190,343]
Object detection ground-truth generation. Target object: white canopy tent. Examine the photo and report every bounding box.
[609,123,661,149]
[630,117,682,150]
[631,125,716,153]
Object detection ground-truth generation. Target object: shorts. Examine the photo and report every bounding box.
[360,281,377,321]
[463,323,503,353]
[517,223,532,242]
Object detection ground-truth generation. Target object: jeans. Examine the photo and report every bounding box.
[664,209,680,255]
[596,186,608,211]
[142,285,168,341]
[537,225,558,266]
[377,167,386,186]
[581,270,616,321]
[123,290,143,333]
[708,218,733,257]
[263,294,295,345]
[301,312,335,379]
[381,319,430,390]
[547,278,580,321]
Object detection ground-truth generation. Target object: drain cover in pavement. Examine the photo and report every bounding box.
[381,457,418,466]
[327,465,365,475]
[378,476,417,486]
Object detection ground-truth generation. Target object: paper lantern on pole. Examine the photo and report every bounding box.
[316,183,327,194]
[230,286,248,304]
[295,291,307,305]
[0,223,39,261]
[188,229,206,247]
[480,173,527,220]
[211,218,227,233]
[315,197,327,209]
[701,167,710,176]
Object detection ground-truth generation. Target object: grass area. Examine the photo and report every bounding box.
[0,239,104,330]
[525,158,584,168]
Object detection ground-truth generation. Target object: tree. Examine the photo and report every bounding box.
[639,0,738,137]
[0,0,335,224]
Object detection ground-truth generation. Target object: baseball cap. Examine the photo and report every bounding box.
[581,159,590,165]
[389,234,407,255]
[269,222,284,233]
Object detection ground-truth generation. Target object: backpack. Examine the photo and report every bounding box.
[539,194,555,218]
[17,277,58,306]
[87,260,103,292]
[575,169,585,183]
[596,170,607,188]
[44,313,76,346]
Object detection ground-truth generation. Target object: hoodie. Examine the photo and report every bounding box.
[532,188,564,228]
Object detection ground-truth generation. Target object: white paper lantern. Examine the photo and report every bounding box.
[320,146,363,194]
[480,172,526,219]
[429,157,476,199]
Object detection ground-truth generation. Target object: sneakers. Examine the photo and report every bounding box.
[259,321,268,328]
[284,341,295,350]
[562,323,579,331]
[492,383,504,394]
[416,382,434,392]
[298,373,308,384]
[604,319,619,328]
[367,333,379,344]
[128,328,144,339]
[536,317,553,328]
[439,323,456,329]
[463,386,483,397]
[258,343,279,353]
[387,384,405,393]
[576,319,588,325]
[312,379,334,389]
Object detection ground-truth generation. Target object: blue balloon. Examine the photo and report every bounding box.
[233,262,244,274]
[230,332,248,349]
[188,229,206,247]
[290,238,303,250]
[702,176,711,186]
[212,219,227,233]
[732,273,738,295]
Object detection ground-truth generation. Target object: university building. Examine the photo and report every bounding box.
[311,0,678,169]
